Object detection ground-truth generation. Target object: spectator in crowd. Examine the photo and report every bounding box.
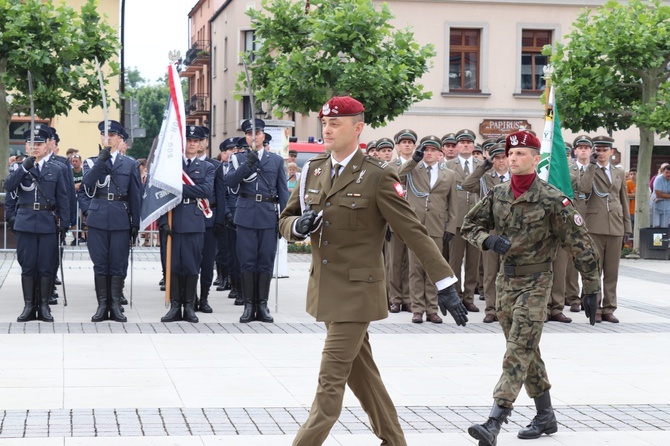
[626,169,636,230]
[651,164,670,227]
[650,162,669,192]
[287,162,300,194]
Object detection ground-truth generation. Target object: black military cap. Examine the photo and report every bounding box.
[288,149,298,156]
[419,135,442,150]
[592,135,614,147]
[236,137,249,149]
[186,125,206,140]
[45,125,60,144]
[263,133,272,146]
[219,137,238,151]
[394,129,417,144]
[573,134,593,147]
[455,129,476,142]
[441,133,457,145]
[23,125,50,143]
[241,118,265,133]
[376,138,395,150]
[200,126,210,137]
[98,120,124,137]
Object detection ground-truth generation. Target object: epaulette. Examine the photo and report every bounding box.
[364,156,388,170]
[311,152,330,160]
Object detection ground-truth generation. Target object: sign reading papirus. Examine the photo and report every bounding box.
[479,120,532,139]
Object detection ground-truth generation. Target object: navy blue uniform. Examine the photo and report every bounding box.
[215,159,241,302]
[196,155,221,312]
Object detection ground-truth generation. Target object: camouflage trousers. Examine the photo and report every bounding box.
[492,271,552,408]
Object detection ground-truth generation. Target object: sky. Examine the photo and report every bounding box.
[124,0,193,83]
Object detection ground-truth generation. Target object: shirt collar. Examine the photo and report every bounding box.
[332,148,358,170]
[458,155,472,166]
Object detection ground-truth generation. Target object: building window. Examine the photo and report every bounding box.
[212,105,216,136]
[242,96,252,121]
[223,99,228,135]
[223,37,228,71]
[212,45,217,78]
[243,30,258,62]
[449,28,480,92]
[521,29,552,93]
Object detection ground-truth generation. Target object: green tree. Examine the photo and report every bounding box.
[124,66,146,91]
[0,0,119,181]
[548,0,670,249]
[238,0,435,128]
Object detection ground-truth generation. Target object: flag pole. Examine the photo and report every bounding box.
[165,211,172,307]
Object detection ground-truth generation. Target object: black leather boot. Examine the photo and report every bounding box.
[161,274,182,322]
[159,274,166,291]
[213,265,223,287]
[199,286,213,313]
[517,391,557,439]
[91,275,109,322]
[119,278,128,305]
[221,275,231,290]
[239,272,256,323]
[182,275,199,323]
[49,283,58,305]
[37,276,55,323]
[17,276,37,322]
[109,276,128,322]
[468,404,512,446]
[228,274,238,299]
[255,272,274,323]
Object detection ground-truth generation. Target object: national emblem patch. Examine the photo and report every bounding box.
[562,198,570,207]
[574,213,584,226]
[393,182,406,197]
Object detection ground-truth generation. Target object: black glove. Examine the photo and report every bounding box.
[130,226,139,244]
[437,285,468,326]
[22,156,36,172]
[97,147,112,162]
[245,150,259,167]
[295,210,318,236]
[385,226,392,242]
[7,217,16,234]
[589,151,599,165]
[215,223,225,237]
[160,223,173,238]
[412,146,425,163]
[58,225,68,240]
[224,212,236,229]
[481,157,494,171]
[443,232,454,243]
[583,293,598,325]
[483,234,511,255]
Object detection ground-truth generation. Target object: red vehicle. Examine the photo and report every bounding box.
[289,141,327,168]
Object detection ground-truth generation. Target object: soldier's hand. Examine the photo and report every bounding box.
[412,146,425,163]
[245,150,259,167]
[623,232,632,246]
[583,293,598,325]
[58,225,68,240]
[385,226,392,242]
[7,217,16,234]
[443,232,454,243]
[214,224,225,237]
[295,210,318,236]
[437,285,468,326]
[589,151,599,165]
[481,157,494,171]
[160,223,173,238]
[483,235,511,255]
[22,156,36,172]
[98,147,112,163]
[130,226,139,244]
[224,212,236,229]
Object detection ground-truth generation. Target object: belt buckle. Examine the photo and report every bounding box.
[503,265,515,277]
[255,194,263,202]
[183,198,191,204]
[33,203,41,211]
[107,193,115,201]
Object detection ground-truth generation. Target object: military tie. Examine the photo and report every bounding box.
[464,159,470,175]
[35,163,40,175]
[331,163,342,190]
[499,174,505,183]
[187,158,192,166]
[601,166,610,184]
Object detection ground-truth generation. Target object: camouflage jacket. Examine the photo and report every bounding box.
[461,176,600,295]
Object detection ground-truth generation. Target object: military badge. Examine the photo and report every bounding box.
[321,103,332,116]
[393,182,406,197]
[356,170,366,184]
[314,168,322,176]
[574,213,584,226]
[562,198,570,207]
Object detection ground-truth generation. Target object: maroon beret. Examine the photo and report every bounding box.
[505,130,541,156]
[318,96,365,118]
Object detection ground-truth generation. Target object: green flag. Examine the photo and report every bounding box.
[538,93,573,198]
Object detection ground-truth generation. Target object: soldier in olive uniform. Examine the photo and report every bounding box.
[578,135,631,323]
[462,131,600,446]
[398,135,457,323]
[279,96,468,446]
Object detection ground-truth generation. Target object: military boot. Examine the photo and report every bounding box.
[17,276,38,322]
[255,272,274,323]
[37,276,55,323]
[199,286,213,313]
[49,283,58,305]
[109,276,128,322]
[221,275,231,290]
[239,272,256,323]
[229,274,240,301]
[159,274,166,291]
[91,275,110,322]
[517,391,557,439]
[213,265,223,287]
[161,274,182,322]
[468,404,512,446]
[182,275,199,323]
[119,278,128,305]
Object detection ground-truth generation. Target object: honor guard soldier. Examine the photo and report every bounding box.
[159,125,215,323]
[80,120,141,323]
[195,125,220,313]
[365,140,378,158]
[398,135,458,323]
[461,142,510,323]
[578,135,630,323]
[446,129,482,313]
[441,133,458,161]
[5,127,70,322]
[279,96,467,445]
[462,130,600,446]
[226,118,289,323]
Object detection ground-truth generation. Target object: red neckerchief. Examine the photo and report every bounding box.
[510,172,536,199]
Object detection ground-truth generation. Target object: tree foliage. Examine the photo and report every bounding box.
[238,0,435,128]
[0,0,119,180]
[547,0,670,247]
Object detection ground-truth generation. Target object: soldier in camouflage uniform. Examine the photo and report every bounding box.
[461,131,600,446]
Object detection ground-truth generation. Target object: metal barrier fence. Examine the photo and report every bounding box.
[1,192,161,252]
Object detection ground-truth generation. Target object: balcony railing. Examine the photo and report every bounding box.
[185,94,209,117]
[183,40,211,67]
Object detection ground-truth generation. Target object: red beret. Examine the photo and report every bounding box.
[319,96,365,118]
[505,130,541,156]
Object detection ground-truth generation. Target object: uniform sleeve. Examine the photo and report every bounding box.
[461,165,485,194]
[445,172,458,235]
[276,157,290,211]
[226,153,251,188]
[183,162,214,198]
[578,163,596,194]
[215,168,227,225]
[397,159,418,178]
[278,184,303,242]
[461,191,495,249]
[128,160,142,228]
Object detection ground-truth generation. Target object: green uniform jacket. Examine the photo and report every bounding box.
[279,149,455,322]
[460,176,600,295]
